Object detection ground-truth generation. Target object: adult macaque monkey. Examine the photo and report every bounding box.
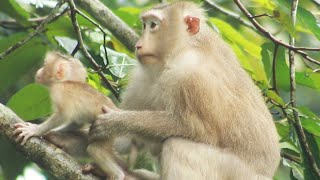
[13,52,127,180]
[90,1,280,180]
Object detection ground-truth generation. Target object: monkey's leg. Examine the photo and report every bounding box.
[44,131,89,157]
[87,140,125,180]
[161,138,271,180]
[131,169,159,180]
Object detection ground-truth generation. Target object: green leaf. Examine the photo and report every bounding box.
[6,84,52,121]
[297,107,320,137]
[261,43,273,81]
[296,69,320,93]
[274,47,290,91]
[210,18,261,58]
[209,18,267,83]
[276,122,290,139]
[45,17,76,41]
[282,159,304,180]
[100,46,136,78]
[280,141,300,154]
[0,0,30,26]
[87,72,110,96]
[114,7,142,30]
[302,133,320,179]
[296,7,320,40]
[266,90,285,106]
[0,33,47,94]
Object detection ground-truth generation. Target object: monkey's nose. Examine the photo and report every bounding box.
[135,45,142,50]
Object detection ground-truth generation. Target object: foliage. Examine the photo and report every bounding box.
[0,0,319,179]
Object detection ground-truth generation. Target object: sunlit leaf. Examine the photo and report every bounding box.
[87,72,110,96]
[100,46,136,78]
[266,90,285,106]
[209,18,267,83]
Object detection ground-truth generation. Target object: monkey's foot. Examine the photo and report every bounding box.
[82,163,107,178]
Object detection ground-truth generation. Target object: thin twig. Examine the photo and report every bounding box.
[288,0,320,177]
[234,0,320,66]
[75,9,110,66]
[313,68,320,73]
[312,0,320,6]
[67,0,120,100]
[75,0,139,52]
[251,13,273,18]
[71,43,80,56]
[0,17,46,25]
[281,152,301,163]
[0,17,46,29]
[272,44,279,94]
[204,0,255,30]
[0,1,66,60]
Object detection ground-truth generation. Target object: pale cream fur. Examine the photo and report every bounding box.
[90,1,280,179]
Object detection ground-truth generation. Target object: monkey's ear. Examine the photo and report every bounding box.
[184,16,200,35]
[56,62,67,80]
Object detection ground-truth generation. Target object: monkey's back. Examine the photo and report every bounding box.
[49,81,115,124]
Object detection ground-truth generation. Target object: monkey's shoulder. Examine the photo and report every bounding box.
[51,81,106,99]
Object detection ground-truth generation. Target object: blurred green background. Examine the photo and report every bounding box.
[0,0,320,179]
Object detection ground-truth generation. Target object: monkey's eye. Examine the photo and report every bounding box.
[143,23,146,30]
[150,21,157,29]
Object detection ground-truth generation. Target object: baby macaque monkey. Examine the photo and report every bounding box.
[13,52,125,180]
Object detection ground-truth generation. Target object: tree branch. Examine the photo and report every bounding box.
[0,0,67,60]
[204,0,255,30]
[74,0,139,52]
[234,0,320,66]
[288,0,320,177]
[0,104,98,180]
[67,0,120,100]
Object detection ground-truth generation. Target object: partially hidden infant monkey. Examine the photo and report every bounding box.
[13,52,126,179]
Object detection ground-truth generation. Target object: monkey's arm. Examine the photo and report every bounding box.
[89,111,189,142]
[14,113,66,145]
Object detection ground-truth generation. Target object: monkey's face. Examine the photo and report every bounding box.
[136,12,167,65]
[35,64,56,85]
[136,6,201,65]
[35,58,67,85]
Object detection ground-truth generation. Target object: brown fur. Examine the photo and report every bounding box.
[90,1,280,179]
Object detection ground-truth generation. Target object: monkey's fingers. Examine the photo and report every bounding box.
[15,131,26,143]
[102,105,113,113]
[21,134,32,145]
[13,128,23,135]
[13,122,28,128]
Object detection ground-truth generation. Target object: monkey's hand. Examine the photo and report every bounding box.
[89,111,124,141]
[13,122,40,145]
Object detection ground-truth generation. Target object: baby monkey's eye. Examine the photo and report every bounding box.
[143,23,146,29]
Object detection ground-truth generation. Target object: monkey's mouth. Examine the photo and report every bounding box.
[137,54,156,60]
